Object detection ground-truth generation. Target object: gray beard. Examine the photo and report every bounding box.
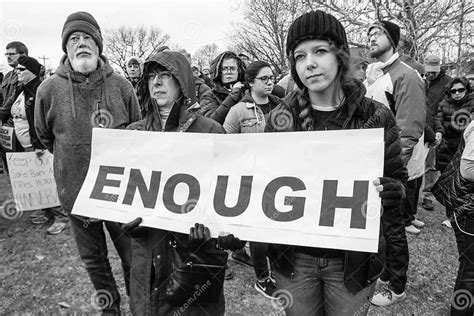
[71,58,98,75]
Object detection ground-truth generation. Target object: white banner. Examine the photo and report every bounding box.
[73,128,385,252]
[7,151,60,211]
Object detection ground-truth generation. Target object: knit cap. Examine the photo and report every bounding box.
[61,11,103,54]
[368,20,400,50]
[17,55,41,76]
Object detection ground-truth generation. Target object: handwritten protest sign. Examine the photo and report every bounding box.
[73,128,384,252]
[0,126,15,151]
[7,151,60,211]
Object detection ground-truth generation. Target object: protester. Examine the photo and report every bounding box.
[223,60,280,298]
[123,50,241,315]
[433,120,474,316]
[365,18,426,306]
[421,54,452,211]
[201,66,213,87]
[10,56,69,234]
[349,48,368,82]
[125,56,143,90]
[199,51,246,123]
[437,77,474,172]
[265,10,407,315]
[34,11,141,314]
[1,41,28,171]
[192,65,211,102]
[238,53,251,67]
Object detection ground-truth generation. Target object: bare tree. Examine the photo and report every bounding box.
[192,44,220,69]
[103,25,170,73]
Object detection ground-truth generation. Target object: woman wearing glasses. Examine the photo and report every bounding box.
[223,61,280,133]
[437,77,474,172]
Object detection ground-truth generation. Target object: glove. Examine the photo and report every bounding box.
[216,234,246,251]
[229,82,244,101]
[187,223,213,250]
[374,177,406,208]
[122,217,153,238]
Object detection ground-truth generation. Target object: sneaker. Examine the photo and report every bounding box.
[231,248,253,267]
[47,221,68,235]
[371,288,406,306]
[442,219,452,228]
[411,218,425,228]
[254,278,277,299]
[405,225,421,235]
[224,264,234,280]
[31,214,49,225]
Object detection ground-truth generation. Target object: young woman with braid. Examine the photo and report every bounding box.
[265,10,408,315]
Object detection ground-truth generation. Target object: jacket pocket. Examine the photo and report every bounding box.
[240,117,263,133]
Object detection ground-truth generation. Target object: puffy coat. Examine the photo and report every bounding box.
[265,79,408,295]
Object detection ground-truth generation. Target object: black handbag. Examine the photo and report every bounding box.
[165,239,228,306]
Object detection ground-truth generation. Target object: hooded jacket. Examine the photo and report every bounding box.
[365,53,427,180]
[34,55,141,213]
[265,79,408,295]
[126,51,226,316]
[199,51,246,123]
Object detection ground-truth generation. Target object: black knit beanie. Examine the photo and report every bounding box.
[17,56,41,76]
[286,10,349,57]
[61,11,103,55]
[286,10,348,89]
[368,20,400,50]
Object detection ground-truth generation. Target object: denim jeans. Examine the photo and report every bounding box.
[274,252,375,316]
[69,214,131,314]
[423,147,439,193]
[403,176,423,226]
[250,241,270,279]
[451,212,474,316]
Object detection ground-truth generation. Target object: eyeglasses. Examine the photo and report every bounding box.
[16,67,27,72]
[4,52,19,57]
[368,30,385,41]
[449,88,466,94]
[147,71,173,81]
[255,75,276,84]
[221,66,237,73]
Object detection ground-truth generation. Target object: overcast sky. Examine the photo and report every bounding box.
[0,0,244,71]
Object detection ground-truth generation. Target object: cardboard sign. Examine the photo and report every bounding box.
[73,128,385,252]
[7,151,60,211]
[0,126,15,151]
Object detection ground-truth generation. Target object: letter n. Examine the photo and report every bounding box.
[122,169,161,208]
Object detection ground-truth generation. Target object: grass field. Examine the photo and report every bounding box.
[0,171,458,315]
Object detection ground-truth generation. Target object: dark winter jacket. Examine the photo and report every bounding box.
[0,70,20,122]
[126,51,226,316]
[433,132,474,219]
[195,77,211,102]
[437,93,474,171]
[35,55,141,213]
[265,79,408,295]
[19,77,44,149]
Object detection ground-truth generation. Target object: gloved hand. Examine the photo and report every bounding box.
[229,82,244,101]
[122,217,153,238]
[187,223,212,250]
[434,132,443,147]
[216,233,246,251]
[373,177,406,208]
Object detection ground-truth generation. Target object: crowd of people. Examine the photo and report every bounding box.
[0,8,473,316]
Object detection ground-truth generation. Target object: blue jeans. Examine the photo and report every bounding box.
[69,214,131,314]
[274,252,375,316]
[451,212,474,316]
